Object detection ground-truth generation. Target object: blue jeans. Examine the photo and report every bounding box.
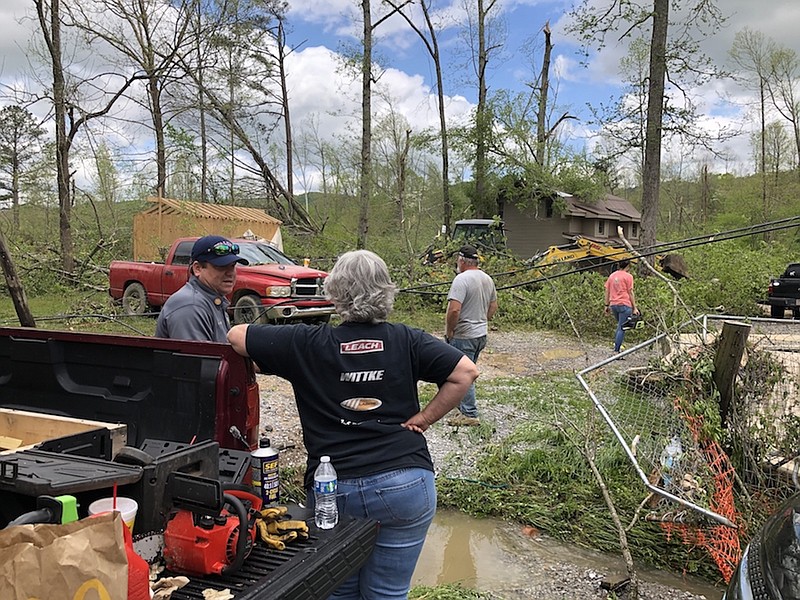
[449,336,486,418]
[313,467,437,600]
[610,305,632,352]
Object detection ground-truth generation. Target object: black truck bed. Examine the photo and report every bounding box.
[163,513,377,600]
[0,327,260,450]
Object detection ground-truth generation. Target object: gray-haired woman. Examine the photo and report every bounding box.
[228,249,477,600]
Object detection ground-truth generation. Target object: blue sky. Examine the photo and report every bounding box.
[1,0,799,187]
[278,0,800,177]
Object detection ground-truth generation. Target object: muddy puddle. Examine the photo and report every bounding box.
[412,510,725,599]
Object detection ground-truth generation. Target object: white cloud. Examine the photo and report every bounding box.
[2,0,799,189]
[0,0,40,82]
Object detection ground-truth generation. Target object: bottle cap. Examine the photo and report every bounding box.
[259,438,271,448]
[320,455,330,463]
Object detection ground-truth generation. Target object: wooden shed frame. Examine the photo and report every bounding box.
[133,197,283,261]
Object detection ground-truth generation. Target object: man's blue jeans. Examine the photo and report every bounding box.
[449,335,486,417]
[321,467,437,600]
[610,305,632,352]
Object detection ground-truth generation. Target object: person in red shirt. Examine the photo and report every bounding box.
[604,260,639,353]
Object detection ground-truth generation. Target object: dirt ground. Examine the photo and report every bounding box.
[257,329,721,600]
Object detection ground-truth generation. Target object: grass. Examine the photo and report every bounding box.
[410,585,496,600]
[0,290,157,334]
[436,371,721,580]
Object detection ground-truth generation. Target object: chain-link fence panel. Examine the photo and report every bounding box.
[576,315,800,580]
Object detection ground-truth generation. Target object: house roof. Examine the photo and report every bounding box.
[143,196,282,225]
[562,193,641,223]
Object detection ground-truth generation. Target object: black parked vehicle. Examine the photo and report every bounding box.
[767,263,800,319]
[724,493,800,599]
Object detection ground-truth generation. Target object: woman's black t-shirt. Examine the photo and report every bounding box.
[245,321,464,488]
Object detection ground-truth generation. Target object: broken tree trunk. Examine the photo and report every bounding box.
[714,320,750,427]
[0,230,35,327]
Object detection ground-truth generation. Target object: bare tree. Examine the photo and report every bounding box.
[186,70,315,228]
[35,0,146,273]
[372,108,420,251]
[386,0,454,234]
[468,0,504,217]
[354,0,410,248]
[274,18,294,202]
[569,0,726,262]
[63,0,196,198]
[356,0,374,249]
[768,46,800,172]
[36,0,73,273]
[534,21,554,168]
[193,0,209,202]
[639,0,668,257]
[0,229,35,327]
[730,28,775,225]
[246,8,300,215]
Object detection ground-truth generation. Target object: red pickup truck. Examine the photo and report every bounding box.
[109,237,335,324]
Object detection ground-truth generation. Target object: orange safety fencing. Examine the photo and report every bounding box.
[660,396,742,583]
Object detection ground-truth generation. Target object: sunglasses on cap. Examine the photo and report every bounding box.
[201,241,240,256]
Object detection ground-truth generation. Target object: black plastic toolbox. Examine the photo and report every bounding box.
[0,450,142,495]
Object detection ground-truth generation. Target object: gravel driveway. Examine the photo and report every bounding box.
[257,329,721,600]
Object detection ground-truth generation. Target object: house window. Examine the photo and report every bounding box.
[631,223,638,238]
[545,197,554,218]
[598,220,605,235]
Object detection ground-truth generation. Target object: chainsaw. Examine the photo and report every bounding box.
[163,473,263,576]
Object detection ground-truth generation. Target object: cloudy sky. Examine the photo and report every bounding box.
[1,0,799,188]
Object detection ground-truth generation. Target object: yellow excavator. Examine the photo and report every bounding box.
[527,237,688,280]
[422,222,688,279]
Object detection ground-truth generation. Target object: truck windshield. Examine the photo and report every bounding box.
[237,241,296,266]
[452,222,505,249]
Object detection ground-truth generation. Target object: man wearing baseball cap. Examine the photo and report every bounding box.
[444,244,498,426]
[156,235,249,342]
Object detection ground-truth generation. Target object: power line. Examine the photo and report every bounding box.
[400,216,800,295]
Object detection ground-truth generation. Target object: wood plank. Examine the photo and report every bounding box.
[0,409,127,456]
[0,435,23,450]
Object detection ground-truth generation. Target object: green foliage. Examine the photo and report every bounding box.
[675,240,787,315]
[409,585,495,600]
[435,373,719,578]
[0,199,145,299]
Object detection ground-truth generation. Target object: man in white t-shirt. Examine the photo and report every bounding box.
[445,244,498,426]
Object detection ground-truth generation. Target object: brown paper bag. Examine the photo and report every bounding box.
[0,511,128,600]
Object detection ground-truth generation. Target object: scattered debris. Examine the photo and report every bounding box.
[152,575,190,599]
[202,589,235,600]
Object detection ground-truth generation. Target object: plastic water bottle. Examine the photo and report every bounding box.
[659,435,683,487]
[251,437,280,505]
[314,455,338,530]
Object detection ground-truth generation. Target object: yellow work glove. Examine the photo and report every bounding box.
[257,520,286,551]
[259,506,288,521]
[265,519,309,540]
[255,506,309,550]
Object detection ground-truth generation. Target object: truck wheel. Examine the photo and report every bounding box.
[233,294,264,325]
[122,282,148,316]
[771,305,784,319]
